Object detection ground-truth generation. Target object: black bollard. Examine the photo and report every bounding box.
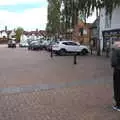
[74,53,77,65]
[90,48,93,55]
[50,46,53,58]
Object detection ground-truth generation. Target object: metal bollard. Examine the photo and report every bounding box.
[90,48,93,55]
[106,48,110,58]
[50,46,53,58]
[74,53,77,65]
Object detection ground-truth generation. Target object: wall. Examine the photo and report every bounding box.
[99,7,120,50]
[72,23,91,45]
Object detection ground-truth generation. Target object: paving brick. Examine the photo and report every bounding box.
[0,84,119,120]
[0,47,112,88]
[0,47,116,120]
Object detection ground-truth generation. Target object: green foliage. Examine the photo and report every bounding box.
[46,0,61,34]
[15,27,24,41]
[47,0,120,35]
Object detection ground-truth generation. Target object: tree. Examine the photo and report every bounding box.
[15,27,24,41]
[47,0,120,38]
[46,0,61,35]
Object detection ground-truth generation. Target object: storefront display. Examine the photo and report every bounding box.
[102,29,120,50]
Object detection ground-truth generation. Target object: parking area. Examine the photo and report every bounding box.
[0,46,112,88]
[0,46,118,120]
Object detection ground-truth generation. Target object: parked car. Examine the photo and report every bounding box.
[39,39,46,49]
[46,40,59,52]
[19,41,29,47]
[28,40,43,50]
[52,41,89,55]
[42,40,51,50]
[8,40,16,48]
[40,40,49,50]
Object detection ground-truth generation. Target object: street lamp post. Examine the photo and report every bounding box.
[97,39,101,56]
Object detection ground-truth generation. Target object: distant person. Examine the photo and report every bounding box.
[111,42,120,111]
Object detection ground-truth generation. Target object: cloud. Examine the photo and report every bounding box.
[0,0,96,31]
[0,0,46,6]
[0,7,47,30]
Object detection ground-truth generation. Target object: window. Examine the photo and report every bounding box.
[79,28,88,35]
[67,42,78,46]
[79,28,83,36]
[62,42,78,46]
[56,41,59,44]
[62,42,69,45]
[83,29,87,35]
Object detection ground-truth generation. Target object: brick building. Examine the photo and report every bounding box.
[72,21,92,45]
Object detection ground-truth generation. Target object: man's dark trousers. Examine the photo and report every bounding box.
[113,68,120,106]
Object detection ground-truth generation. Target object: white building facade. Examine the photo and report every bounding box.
[99,7,120,51]
[20,33,44,43]
[9,30,16,39]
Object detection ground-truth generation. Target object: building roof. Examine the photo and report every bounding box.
[0,30,47,37]
[23,30,46,36]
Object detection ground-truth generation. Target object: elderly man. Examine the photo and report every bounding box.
[111,42,120,111]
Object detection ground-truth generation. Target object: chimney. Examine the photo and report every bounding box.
[36,28,38,32]
[5,26,7,31]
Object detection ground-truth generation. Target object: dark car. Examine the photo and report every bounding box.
[8,40,16,48]
[28,40,43,50]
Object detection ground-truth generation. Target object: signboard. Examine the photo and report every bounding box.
[102,29,120,49]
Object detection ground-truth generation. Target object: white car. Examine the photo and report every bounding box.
[52,41,89,55]
[19,41,29,47]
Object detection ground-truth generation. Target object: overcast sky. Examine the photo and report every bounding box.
[0,0,96,31]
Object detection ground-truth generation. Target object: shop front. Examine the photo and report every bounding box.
[102,29,120,51]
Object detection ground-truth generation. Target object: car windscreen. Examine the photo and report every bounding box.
[31,41,39,44]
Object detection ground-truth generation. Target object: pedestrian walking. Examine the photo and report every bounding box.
[111,42,120,111]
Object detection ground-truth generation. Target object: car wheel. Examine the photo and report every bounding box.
[81,49,88,55]
[59,49,66,56]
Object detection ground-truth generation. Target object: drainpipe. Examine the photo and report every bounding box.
[97,10,101,56]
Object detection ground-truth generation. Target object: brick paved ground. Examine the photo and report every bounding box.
[0,83,120,120]
[0,46,117,120]
[0,47,112,88]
